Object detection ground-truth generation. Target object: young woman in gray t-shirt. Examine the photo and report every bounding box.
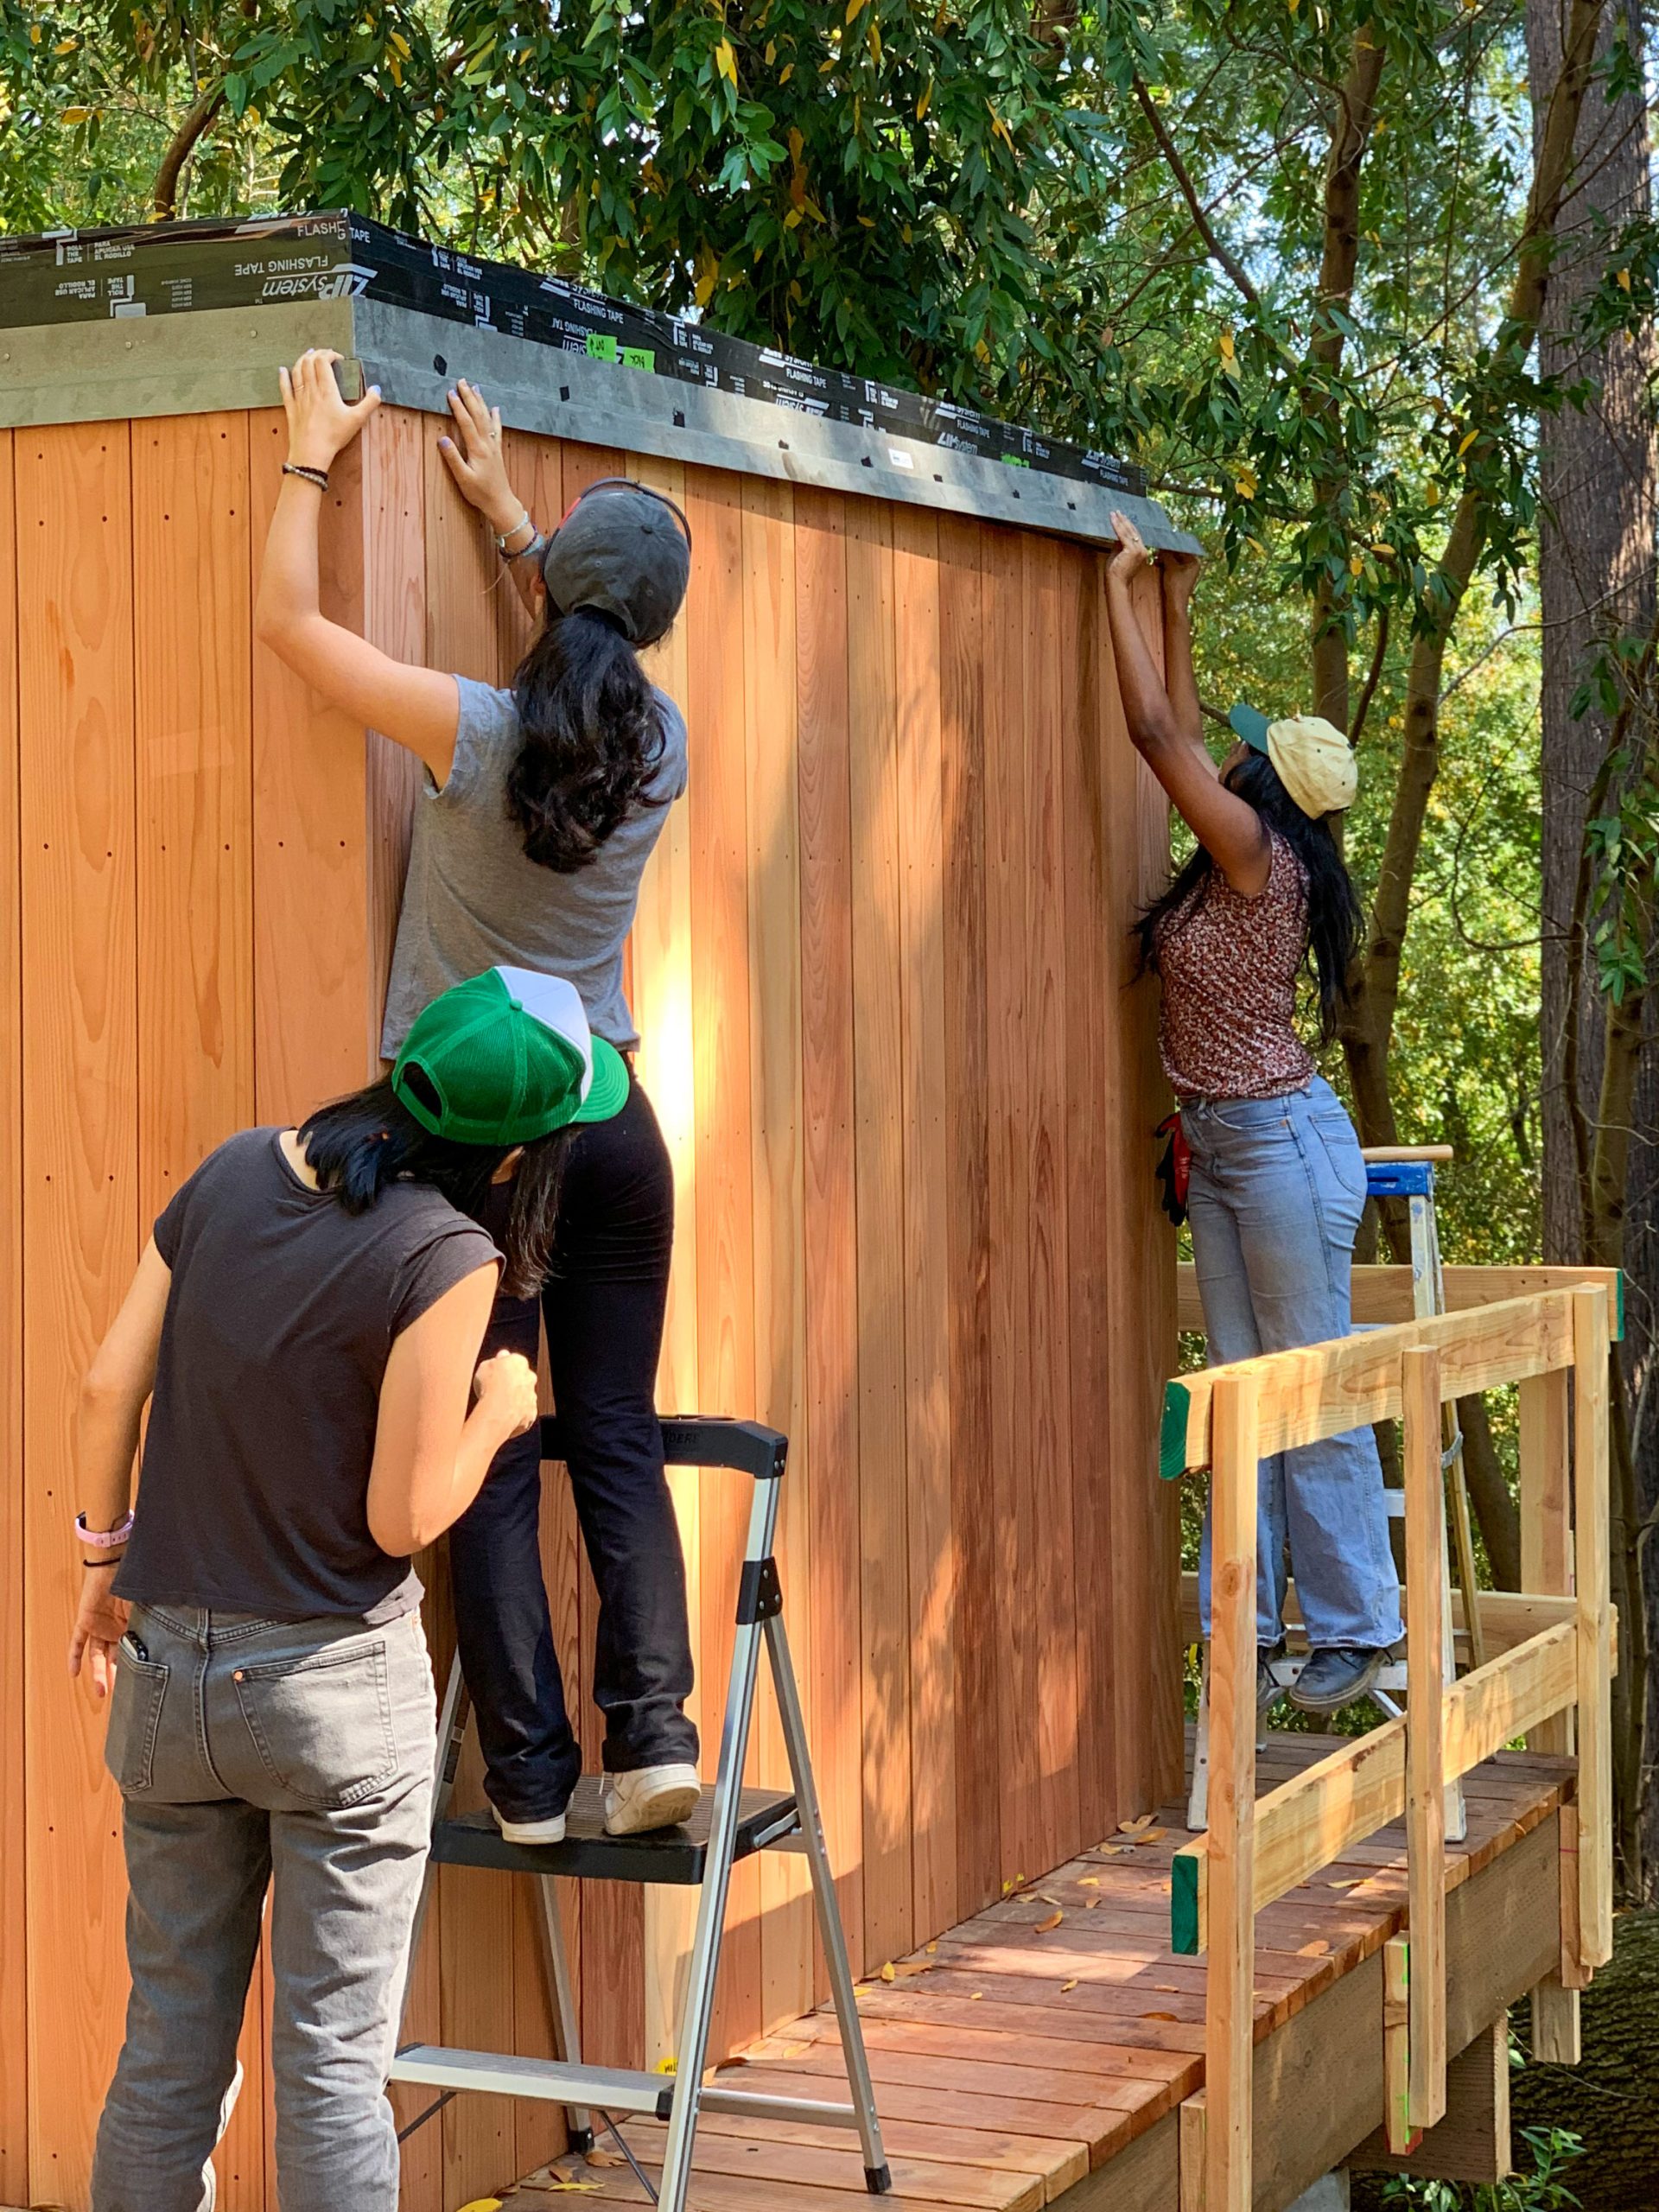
[255,350,700,1847]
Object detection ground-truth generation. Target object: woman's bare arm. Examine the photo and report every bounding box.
[253,350,461,784]
[1104,513,1269,896]
[365,1263,539,1556]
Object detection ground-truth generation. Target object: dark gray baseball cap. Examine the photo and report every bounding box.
[542,479,692,645]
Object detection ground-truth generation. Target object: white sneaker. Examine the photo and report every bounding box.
[493,1803,567,1847]
[603,1763,701,1836]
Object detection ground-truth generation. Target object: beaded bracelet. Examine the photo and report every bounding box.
[283,461,331,492]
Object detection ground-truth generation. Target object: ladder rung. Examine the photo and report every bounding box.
[700,2086,861,2127]
[391,2046,669,2114]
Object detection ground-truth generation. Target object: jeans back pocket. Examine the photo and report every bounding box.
[105,1644,169,1794]
[233,1638,397,1808]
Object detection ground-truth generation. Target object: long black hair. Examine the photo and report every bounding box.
[506,606,668,873]
[1134,748,1364,1044]
[297,1077,570,1298]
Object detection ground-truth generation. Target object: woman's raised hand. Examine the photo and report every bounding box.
[278,348,382,473]
[1106,509,1154,584]
[437,381,525,536]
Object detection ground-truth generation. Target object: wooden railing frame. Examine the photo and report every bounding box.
[1166,1281,1615,2209]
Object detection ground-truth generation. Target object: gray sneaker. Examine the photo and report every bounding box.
[1290,1645,1389,1715]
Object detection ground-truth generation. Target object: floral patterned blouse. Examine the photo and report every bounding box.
[1155,830,1316,1102]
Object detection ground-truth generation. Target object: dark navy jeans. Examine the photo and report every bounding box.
[452,1074,698,1822]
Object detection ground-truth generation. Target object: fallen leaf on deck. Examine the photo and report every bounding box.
[1034,1910,1065,1933]
[1036,1893,1063,1906]
[1085,1897,1102,1910]
[1137,1827,1167,1844]
[1328,1878,1362,1890]
[1096,1844,1127,1856]
[1060,1978,1079,1993]
[586,2150,627,2168]
[969,1991,984,2000]
[880,1961,897,1981]
[1077,1875,1100,1889]
[926,1940,938,1954]
[1122,1814,1154,1831]
[892,1961,932,1978]
[1145,2012,1179,2022]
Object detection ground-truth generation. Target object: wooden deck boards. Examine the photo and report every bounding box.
[501,1730,1572,2211]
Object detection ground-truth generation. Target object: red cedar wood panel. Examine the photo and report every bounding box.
[0,427,27,2206]
[1021,530,1081,1873]
[248,411,370,1126]
[1062,546,1120,1848]
[843,498,914,1970]
[1134,571,1181,1802]
[131,413,267,2208]
[891,505,956,1940]
[18,421,138,2209]
[981,519,1042,1890]
[556,439,650,2075]
[683,468,763,2057]
[936,515,1000,1922]
[793,488,865,1989]
[415,429,521,2203]
[739,474,815,2034]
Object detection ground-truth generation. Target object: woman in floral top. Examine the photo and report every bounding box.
[1105,512,1402,1720]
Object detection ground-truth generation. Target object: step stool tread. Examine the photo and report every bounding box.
[430,1777,799,1884]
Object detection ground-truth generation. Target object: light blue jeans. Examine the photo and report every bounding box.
[92,1604,435,2212]
[1185,1076,1403,1650]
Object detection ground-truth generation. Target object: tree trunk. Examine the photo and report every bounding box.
[1525,0,1657,1897]
[151,79,226,223]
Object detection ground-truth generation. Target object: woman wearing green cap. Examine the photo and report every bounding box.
[256,353,701,1846]
[67,968,626,2212]
[1104,512,1402,1721]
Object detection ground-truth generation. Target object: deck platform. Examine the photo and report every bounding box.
[501,1729,1573,2212]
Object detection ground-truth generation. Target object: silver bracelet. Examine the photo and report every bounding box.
[493,510,536,559]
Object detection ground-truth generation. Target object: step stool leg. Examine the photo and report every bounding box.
[398,1648,471,2046]
[765,1610,890,2193]
[657,1475,781,2212]
[535,1876,593,2153]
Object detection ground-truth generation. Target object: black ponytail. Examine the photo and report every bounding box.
[297,1077,571,1298]
[1134,749,1363,1045]
[506,607,668,873]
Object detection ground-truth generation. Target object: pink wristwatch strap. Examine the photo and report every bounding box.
[75,1511,133,1549]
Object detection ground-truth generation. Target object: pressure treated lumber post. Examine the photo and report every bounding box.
[1402,1345,1446,2132]
[1205,1370,1258,2212]
[1518,1368,1573,1754]
[1571,1285,1613,1971]
[1520,1363,1581,2057]
[1382,1935,1418,2156]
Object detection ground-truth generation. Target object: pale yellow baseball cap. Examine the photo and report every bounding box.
[1229,704,1357,818]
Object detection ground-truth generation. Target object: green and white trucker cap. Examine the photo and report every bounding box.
[391,967,630,1146]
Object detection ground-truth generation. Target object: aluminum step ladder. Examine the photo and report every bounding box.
[1187,1147,1472,1841]
[391,1414,891,2210]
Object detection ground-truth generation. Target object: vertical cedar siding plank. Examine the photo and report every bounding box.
[360,405,427,1064]
[845,499,913,1968]
[740,475,814,2031]
[628,448,705,2070]
[1022,531,1079,1871]
[556,443,648,2076]
[19,421,138,2209]
[1135,573,1182,1801]
[795,488,864,1985]
[419,427,520,2202]
[982,520,1041,1887]
[936,516,999,1918]
[0,429,26,2207]
[132,414,265,2209]
[248,411,369,1125]
[892,505,956,1938]
[1064,547,1118,1847]
[684,468,761,2058]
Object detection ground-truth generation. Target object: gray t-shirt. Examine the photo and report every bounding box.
[381,677,688,1057]
[116,1128,500,1624]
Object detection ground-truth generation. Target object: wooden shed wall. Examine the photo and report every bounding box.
[0,403,1179,2212]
